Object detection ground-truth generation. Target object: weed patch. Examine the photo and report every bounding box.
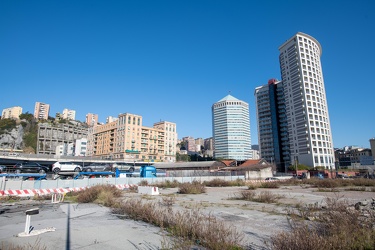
[113,199,244,249]
[178,180,206,194]
[236,190,282,203]
[270,196,375,250]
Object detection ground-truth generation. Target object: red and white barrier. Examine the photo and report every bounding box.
[0,184,135,197]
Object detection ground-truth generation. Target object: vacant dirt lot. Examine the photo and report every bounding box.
[1,183,374,249]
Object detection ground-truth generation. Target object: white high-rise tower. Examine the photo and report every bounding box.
[279,32,334,169]
[212,94,252,161]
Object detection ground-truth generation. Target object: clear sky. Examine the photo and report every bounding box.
[1,0,374,149]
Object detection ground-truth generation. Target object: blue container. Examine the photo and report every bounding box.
[140,166,157,178]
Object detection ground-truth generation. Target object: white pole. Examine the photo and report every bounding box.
[24,215,31,234]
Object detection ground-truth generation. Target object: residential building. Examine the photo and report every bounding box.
[55,144,66,156]
[1,106,22,119]
[195,138,204,149]
[34,102,50,120]
[255,79,290,172]
[212,94,252,161]
[62,108,76,120]
[54,138,87,157]
[204,137,214,150]
[182,136,196,152]
[37,123,88,154]
[335,146,373,167]
[73,138,87,156]
[88,113,177,162]
[106,116,118,124]
[278,32,334,169]
[256,32,334,170]
[86,113,99,127]
[153,121,177,162]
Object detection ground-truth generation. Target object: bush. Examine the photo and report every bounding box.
[259,182,280,189]
[138,180,149,186]
[76,185,122,205]
[178,180,206,194]
[237,190,282,203]
[155,179,180,188]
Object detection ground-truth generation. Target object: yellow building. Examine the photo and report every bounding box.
[89,113,177,162]
[1,106,22,119]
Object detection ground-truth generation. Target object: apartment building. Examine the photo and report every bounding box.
[255,32,334,170]
[182,136,196,152]
[34,102,50,120]
[85,113,99,127]
[153,121,177,162]
[88,113,177,162]
[106,116,118,124]
[212,94,252,160]
[204,137,214,150]
[62,109,76,120]
[1,106,22,119]
[255,79,290,172]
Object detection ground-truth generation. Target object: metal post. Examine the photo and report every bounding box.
[24,215,31,234]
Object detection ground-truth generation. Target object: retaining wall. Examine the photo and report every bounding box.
[0,175,245,197]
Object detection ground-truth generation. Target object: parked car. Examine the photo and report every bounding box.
[8,162,49,174]
[52,162,82,174]
[111,162,136,172]
[82,163,112,172]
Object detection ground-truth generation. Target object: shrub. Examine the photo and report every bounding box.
[0,195,21,202]
[138,180,149,186]
[237,190,282,203]
[204,178,231,187]
[351,178,375,187]
[76,185,122,205]
[259,182,280,189]
[247,184,259,190]
[155,179,180,188]
[178,180,206,194]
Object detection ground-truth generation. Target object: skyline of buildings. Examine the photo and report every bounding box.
[212,94,252,161]
[0,31,373,167]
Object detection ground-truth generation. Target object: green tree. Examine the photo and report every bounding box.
[0,119,17,133]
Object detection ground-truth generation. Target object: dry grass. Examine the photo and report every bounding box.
[271,196,375,250]
[204,178,246,187]
[236,190,282,203]
[154,179,180,188]
[138,180,149,186]
[178,180,206,194]
[112,198,244,249]
[73,185,122,207]
[0,196,22,203]
[32,194,52,201]
[1,239,46,250]
[259,181,280,189]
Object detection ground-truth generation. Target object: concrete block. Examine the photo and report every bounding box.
[138,186,159,195]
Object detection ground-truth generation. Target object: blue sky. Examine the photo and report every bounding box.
[1,0,374,148]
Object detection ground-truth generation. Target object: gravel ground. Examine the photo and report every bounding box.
[1,183,374,249]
